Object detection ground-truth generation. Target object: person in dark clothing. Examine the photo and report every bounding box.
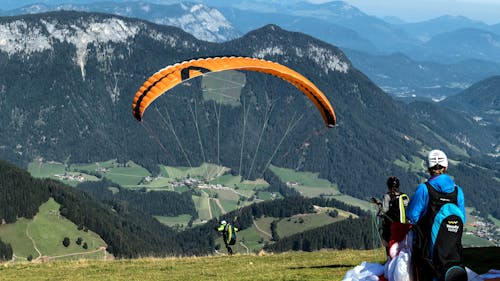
[406,149,467,281]
[216,220,238,255]
[378,176,409,256]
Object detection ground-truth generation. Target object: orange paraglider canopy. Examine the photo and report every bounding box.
[132,56,336,127]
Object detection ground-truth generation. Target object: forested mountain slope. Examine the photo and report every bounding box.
[0,11,497,218]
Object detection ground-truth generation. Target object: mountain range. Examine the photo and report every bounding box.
[2,0,500,101]
[0,4,500,257]
[0,10,497,218]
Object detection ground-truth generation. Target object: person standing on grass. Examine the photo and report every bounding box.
[378,176,409,257]
[406,149,467,281]
[216,220,238,255]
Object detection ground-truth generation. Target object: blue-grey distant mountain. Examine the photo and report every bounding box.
[4,0,500,101]
[218,1,417,54]
[443,75,500,113]
[422,28,500,64]
[0,1,241,42]
[212,1,500,99]
[398,16,491,42]
[381,16,406,25]
[406,100,497,156]
[344,49,500,101]
[219,7,378,53]
[441,76,500,141]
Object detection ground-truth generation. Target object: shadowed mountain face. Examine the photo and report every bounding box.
[0,11,497,217]
[442,75,500,141]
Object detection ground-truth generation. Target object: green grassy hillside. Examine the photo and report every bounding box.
[0,198,107,262]
[0,247,498,281]
[0,249,385,281]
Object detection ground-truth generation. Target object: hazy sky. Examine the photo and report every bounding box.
[314,0,500,24]
[2,0,500,24]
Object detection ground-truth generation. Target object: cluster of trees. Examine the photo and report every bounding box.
[76,179,197,218]
[62,237,88,249]
[0,160,51,223]
[264,216,377,252]
[0,239,13,261]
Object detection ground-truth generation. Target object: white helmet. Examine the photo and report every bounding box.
[428,149,448,168]
[220,220,227,225]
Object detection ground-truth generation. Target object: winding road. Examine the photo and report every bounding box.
[253,220,273,239]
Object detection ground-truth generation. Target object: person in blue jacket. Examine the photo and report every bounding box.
[406,149,466,224]
[406,149,467,281]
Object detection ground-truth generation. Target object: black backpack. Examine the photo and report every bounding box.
[386,192,410,223]
[224,224,237,245]
[413,182,467,281]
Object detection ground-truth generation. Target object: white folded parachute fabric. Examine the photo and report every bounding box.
[385,248,412,281]
[467,268,500,281]
[342,261,385,281]
[384,231,414,281]
[342,228,499,281]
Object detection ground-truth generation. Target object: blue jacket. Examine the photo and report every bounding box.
[406,174,466,224]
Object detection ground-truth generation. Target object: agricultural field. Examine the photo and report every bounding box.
[26,159,387,228]
[463,207,499,247]
[269,165,340,197]
[276,208,356,239]
[24,159,496,251]
[153,215,192,230]
[393,155,426,174]
[28,161,100,187]
[269,165,372,211]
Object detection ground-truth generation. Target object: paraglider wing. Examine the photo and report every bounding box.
[132,57,336,127]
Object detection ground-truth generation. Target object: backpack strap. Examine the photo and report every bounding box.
[398,194,409,223]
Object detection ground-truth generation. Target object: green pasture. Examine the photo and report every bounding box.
[161,163,227,181]
[210,199,223,218]
[228,223,273,253]
[215,216,297,254]
[192,192,212,222]
[256,191,280,201]
[141,177,173,191]
[276,210,351,238]
[331,194,373,211]
[1,247,498,281]
[28,160,148,188]
[393,155,426,174]
[231,178,269,198]
[0,219,36,260]
[489,214,500,227]
[217,198,238,214]
[0,198,106,261]
[27,161,99,187]
[238,179,269,190]
[418,125,469,157]
[73,159,118,171]
[174,185,190,193]
[210,174,242,187]
[154,215,192,230]
[0,249,387,281]
[269,165,339,197]
[103,161,150,187]
[462,233,496,247]
[213,189,239,212]
[253,217,276,238]
[28,161,65,177]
